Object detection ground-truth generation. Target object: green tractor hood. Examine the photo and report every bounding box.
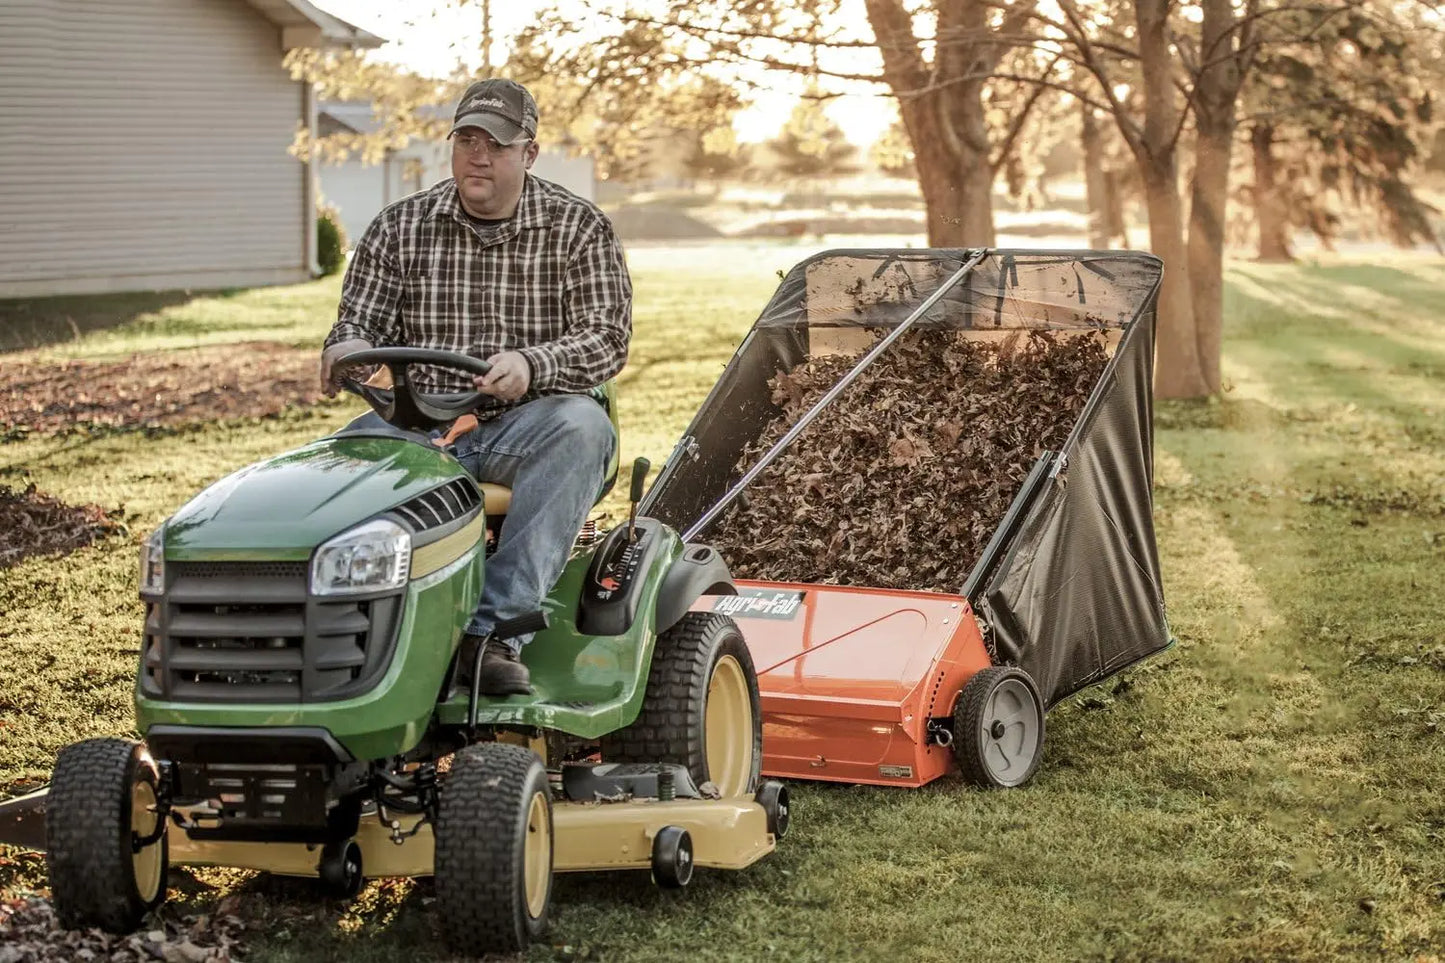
[164,436,470,560]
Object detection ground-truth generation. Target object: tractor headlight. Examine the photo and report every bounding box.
[139,526,165,595]
[311,519,411,596]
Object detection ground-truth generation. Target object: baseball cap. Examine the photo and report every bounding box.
[450,78,539,146]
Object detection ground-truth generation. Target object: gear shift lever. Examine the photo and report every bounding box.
[627,457,650,543]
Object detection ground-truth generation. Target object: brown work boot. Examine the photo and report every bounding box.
[478,644,533,696]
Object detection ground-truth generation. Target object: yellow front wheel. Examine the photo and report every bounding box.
[46,738,169,932]
[435,743,553,956]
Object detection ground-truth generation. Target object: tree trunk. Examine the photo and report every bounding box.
[1186,123,1231,395]
[1081,101,1113,248]
[1183,0,1244,396]
[913,134,968,246]
[1129,0,1210,399]
[1104,170,1129,247]
[898,93,994,247]
[1143,161,1210,399]
[1251,125,1293,261]
[954,138,996,246]
[865,0,1003,248]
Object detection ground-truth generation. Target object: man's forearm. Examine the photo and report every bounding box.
[517,322,629,394]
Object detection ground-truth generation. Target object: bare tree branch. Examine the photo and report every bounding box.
[989,53,1064,173]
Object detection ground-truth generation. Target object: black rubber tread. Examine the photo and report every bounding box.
[434,742,552,956]
[951,666,1046,789]
[45,737,168,932]
[600,612,762,793]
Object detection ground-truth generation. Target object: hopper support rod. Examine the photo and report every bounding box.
[683,248,990,542]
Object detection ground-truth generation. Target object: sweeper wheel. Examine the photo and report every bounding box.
[601,612,762,797]
[951,666,1045,788]
[45,737,169,932]
[435,743,553,955]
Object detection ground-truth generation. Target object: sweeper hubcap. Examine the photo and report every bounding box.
[952,666,1045,789]
[979,678,1041,779]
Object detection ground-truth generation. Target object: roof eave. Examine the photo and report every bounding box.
[246,0,386,50]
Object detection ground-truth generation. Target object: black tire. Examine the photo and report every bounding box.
[45,737,169,932]
[951,666,1046,788]
[434,742,553,956]
[755,780,791,840]
[651,825,694,889]
[601,612,762,798]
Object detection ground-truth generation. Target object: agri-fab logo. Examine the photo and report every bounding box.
[712,589,805,620]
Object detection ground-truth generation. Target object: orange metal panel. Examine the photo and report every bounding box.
[695,579,993,788]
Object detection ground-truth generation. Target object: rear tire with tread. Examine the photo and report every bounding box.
[46,738,169,932]
[434,742,552,956]
[601,612,761,797]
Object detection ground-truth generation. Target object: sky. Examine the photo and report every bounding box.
[311,0,896,145]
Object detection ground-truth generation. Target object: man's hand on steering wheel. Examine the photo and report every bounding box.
[320,338,373,397]
[476,351,532,402]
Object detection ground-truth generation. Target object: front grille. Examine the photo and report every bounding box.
[393,477,481,532]
[177,561,308,580]
[142,561,403,704]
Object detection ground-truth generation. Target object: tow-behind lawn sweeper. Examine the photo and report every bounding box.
[646,248,1175,790]
[32,348,788,957]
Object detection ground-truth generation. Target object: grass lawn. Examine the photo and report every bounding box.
[2,246,1443,962]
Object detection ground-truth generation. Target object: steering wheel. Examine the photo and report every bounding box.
[337,347,494,431]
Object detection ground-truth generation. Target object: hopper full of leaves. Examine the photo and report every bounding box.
[0,484,124,569]
[708,329,1110,593]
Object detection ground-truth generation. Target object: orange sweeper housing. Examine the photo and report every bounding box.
[665,248,1175,789]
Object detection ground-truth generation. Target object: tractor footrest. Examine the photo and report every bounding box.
[561,763,701,802]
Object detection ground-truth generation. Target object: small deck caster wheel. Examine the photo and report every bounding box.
[755,780,790,839]
[318,840,363,899]
[651,825,694,889]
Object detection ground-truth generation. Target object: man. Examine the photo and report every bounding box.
[319,78,631,696]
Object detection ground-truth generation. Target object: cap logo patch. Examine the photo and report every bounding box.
[468,97,510,112]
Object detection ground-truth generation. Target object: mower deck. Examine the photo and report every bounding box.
[698,579,992,787]
[165,797,775,878]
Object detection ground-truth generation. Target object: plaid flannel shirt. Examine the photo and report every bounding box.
[325,173,632,407]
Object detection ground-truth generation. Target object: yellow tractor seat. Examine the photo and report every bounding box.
[479,482,512,517]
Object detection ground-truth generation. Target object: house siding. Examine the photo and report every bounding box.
[0,0,310,297]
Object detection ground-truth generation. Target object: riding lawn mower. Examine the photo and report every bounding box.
[33,348,788,957]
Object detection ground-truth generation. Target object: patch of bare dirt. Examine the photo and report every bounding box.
[0,342,324,440]
[709,329,1110,593]
[0,485,125,569]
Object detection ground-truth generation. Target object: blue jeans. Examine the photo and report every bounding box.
[344,395,615,652]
